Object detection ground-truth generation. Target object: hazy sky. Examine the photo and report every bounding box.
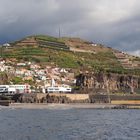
[0,0,140,56]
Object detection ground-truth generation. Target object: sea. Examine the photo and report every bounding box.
[0,107,140,140]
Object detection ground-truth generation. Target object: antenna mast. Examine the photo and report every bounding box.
[59,27,61,38]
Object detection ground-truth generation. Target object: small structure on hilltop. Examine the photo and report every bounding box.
[2,43,11,48]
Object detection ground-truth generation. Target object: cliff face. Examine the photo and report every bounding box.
[76,72,140,94]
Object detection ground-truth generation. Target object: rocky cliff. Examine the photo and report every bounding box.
[76,72,140,94]
[0,72,9,84]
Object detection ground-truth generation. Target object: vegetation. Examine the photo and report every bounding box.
[10,76,34,85]
[35,35,64,43]
[11,77,23,84]
[3,46,120,69]
[2,35,140,76]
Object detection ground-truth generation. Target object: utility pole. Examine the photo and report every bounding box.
[59,27,61,38]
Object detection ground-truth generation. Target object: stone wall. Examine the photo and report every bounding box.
[51,93,89,101]
[12,93,89,103]
[89,94,140,103]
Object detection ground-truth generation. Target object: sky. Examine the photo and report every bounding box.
[0,0,140,56]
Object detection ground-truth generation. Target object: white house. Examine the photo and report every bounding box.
[2,43,10,47]
[0,84,31,94]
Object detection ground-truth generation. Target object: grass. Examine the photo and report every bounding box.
[35,35,65,43]
[2,45,140,75]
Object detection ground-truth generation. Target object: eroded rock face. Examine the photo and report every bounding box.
[12,94,37,103]
[0,73,9,84]
[76,72,140,94]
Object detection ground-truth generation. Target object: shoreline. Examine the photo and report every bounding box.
[0,103,140,109]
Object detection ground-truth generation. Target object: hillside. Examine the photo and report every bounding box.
[2,35,140,75]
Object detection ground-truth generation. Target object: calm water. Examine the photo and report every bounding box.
[0,108,140,140]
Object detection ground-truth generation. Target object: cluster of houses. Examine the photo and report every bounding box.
[0,59,75,94]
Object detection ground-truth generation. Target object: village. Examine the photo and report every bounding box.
[0,36,139,105]
[0,58,76,94]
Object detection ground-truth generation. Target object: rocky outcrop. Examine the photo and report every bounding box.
[12,94,37,103]
[76,72,140,94]
[0,72,9,84]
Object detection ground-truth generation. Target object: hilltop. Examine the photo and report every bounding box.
[0,35,139,94]
[2,35,139,75]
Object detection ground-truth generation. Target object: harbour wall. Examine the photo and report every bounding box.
[50,93,89,101]
[2,93,140,105]
[89,94,140,104]
[35,93,89,103]
[30,93,140,104]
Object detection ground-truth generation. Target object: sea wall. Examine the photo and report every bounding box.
[111,100,140,105]
[2,93,140,105]
[50,93,89,101]
[89,94,140,103]
[12,93,89,103]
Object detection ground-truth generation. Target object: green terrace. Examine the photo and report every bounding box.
[2,45,140,75]
[38,40,69,51]
[33,35,69,51]
[2,47,117,66]
[34,35,65,43]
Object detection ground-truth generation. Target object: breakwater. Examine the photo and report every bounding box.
[12,93,89,103]
[1,93,140,109]
[89,94,140,104]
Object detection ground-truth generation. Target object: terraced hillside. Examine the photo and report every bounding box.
[113,50,140,69]
[2,35,140,75]
[36,35,69,50]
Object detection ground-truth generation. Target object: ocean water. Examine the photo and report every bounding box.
[0,108,140,140]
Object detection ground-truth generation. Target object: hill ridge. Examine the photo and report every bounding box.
[2,35,140,75]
